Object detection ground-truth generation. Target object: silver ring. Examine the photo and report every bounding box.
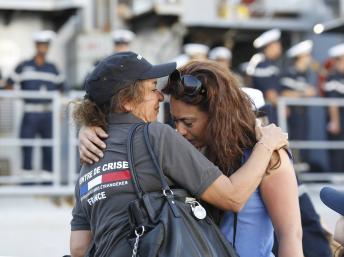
[163,189,174,197]
[135,226,145,236]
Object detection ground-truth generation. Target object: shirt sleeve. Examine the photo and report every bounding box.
[7,63,23,86]
[52,64,65,92]
[71,183,91,231]
[326,90,340,98]
[148,123,222,198]
[280,73,294,91]
[324,75,343,98]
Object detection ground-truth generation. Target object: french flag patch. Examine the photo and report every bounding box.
[80,170,131,197]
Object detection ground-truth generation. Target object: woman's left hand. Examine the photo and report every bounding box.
[79,126,108,164]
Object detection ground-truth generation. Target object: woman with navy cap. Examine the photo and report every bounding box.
[6,30,64,175]
[163,61,303,257]
[70,52,287,257]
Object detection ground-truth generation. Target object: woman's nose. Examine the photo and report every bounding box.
[158,91,164,102]
[176,124,187,136]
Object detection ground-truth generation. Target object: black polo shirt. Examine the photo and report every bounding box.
[71,112,222,257]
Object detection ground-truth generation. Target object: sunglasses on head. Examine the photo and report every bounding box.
[168,70,206,96]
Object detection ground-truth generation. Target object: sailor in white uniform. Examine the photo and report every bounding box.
[6,30,64,173]
[324,43,344,172]
[247,29,283,123]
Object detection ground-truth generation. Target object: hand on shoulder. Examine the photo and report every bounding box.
[263,148,293,179]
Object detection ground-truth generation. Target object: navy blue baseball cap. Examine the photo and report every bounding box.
[85,51,176,105]
[320,186,344,215]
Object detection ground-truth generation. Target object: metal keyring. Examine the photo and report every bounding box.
[135,226,145,237]
[163,189,174,197]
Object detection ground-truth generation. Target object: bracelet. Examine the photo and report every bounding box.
[256,140,273,154]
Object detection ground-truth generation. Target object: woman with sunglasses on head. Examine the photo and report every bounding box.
[71,52,287,257]
[164,61,303,257]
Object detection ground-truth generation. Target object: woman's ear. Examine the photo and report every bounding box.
[123,102,133,112]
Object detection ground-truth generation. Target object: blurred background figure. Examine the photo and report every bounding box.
[247,29,283,123]
[209,46,245,85]
[5,30,64,175]
[238,61,253,87]
[280,40,316,164]
[184,43,209,60]
[111,29,136,53]
[241,87,269,122]
[324,43,344,173]
[0,69,3,89]
[92,29,136,68]
[209,46,232,69]
[209,46,246,87]
[173,43,209,68]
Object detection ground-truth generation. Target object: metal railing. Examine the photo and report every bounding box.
[0,89,165,195]
[1,93,343,194]
[277,96,344,182]
[67,90,84,189]
[0,90,69,195]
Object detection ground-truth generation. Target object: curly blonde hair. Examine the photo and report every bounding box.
[73,81,146,131]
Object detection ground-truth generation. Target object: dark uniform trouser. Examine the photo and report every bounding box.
[288,106,309,162]
[328,134,344,172]
[267,106,278,125]
[20,112,53,171]
[328,117,344,172]
[299,193,332,257]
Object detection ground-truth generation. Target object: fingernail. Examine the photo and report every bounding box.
[99,152,104,158]
[95,158,99,162]
[102,144,106,148]
[89,161,93,165]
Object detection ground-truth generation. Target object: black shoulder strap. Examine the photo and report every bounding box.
[127,122,174,197]
[143,123,171,191]
[233,213,238,249]
[143,123,180,217]
[127,123,145,199]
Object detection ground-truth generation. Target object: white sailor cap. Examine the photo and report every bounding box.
[184,43,209,57]
[329,43,344,58]
[112,29,135,44]
[209,47,232,60]
[33,30,55,43]
[253,29,281,49]
[171,54,190,68]
[286,40,313,58]
[241,87,265,110]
